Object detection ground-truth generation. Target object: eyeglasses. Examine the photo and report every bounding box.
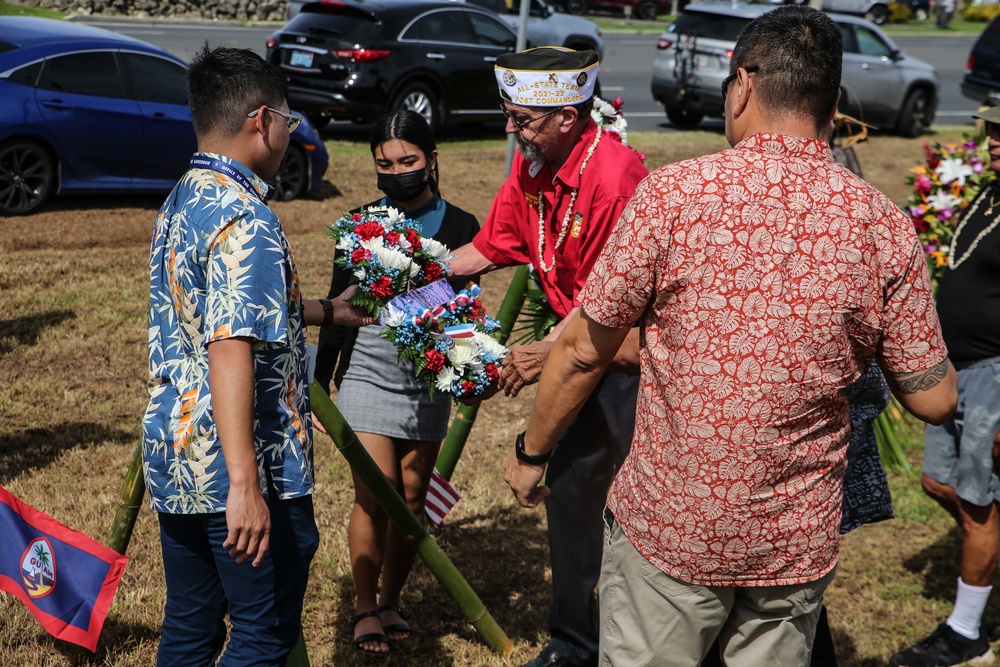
[247,106,302,132]
[499,103,561,132]
[721,66,760,103]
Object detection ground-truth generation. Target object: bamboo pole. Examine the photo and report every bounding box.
[310,381,513,655]
[108,443,313,666]
[435,265,530,480]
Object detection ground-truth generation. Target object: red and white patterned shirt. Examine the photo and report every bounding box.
[580,133,946,586]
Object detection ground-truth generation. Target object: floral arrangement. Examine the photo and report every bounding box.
[905,135,995,284]
[591,96,646,163]
[329,207,451,317]
[380,281,509,400]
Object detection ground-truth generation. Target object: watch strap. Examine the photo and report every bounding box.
[515,431,551,465]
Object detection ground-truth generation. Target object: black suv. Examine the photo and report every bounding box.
[265,0,518,131]
[961,14,1000,108]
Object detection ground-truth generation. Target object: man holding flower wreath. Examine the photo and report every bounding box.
[449,47,647,667]
[890,107,1000,667]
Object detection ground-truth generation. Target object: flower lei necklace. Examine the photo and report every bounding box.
[536,128,603,273]
[948,183,1000,270]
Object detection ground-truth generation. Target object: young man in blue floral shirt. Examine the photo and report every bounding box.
[142,46,370,666]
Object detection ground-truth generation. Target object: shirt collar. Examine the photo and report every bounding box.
[734,133,834,162]
[551,118,600,190]
[193,151,274,201]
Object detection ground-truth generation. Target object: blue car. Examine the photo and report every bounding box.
[0,17,329,216]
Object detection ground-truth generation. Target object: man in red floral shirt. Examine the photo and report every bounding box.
[504,7,957,666]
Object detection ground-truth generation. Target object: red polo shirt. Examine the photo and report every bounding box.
[474,119,647,319]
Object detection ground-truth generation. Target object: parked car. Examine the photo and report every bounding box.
[551,0,672,21]
[961,14,1000,107]
[650,2,939,136]
[267,0,519,132]
[822,0,890,24]
[0,17,328,216]
[460,0,604,58]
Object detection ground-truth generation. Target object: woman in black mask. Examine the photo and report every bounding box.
[314,110,480,658]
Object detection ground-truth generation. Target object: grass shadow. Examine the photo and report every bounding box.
[0,310,75,356]
[0,422,134,484]
[901,525,963,602]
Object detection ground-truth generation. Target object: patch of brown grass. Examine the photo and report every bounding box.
[0,127,978,666]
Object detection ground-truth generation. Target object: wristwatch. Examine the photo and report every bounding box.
[515,431,551,465]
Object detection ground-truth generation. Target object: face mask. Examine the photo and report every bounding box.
[377,168,428,203]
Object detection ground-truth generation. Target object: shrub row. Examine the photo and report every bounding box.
[7,0,288,20]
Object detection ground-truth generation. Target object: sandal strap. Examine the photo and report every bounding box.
[377,603,406,618]
[354,631,388,646]
[352,609,381,625]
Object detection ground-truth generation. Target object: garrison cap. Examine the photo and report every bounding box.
[495,46,599,108]
[974,105,1000,124]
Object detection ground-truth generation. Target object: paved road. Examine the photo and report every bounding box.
[86,20,977,135]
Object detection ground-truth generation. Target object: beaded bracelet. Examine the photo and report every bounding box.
[320,299,334,327]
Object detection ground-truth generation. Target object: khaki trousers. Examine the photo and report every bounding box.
[599,511,835,667]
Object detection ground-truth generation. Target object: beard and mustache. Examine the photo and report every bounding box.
[516,134,544,163]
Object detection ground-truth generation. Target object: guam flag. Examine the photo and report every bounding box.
[0,486,129,651]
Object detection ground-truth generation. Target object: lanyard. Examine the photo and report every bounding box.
[189,156,262,202]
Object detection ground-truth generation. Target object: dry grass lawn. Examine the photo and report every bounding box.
[0,126,984,666]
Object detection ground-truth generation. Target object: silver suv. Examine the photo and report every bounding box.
[650,2,939,137]
[286,0,604,59]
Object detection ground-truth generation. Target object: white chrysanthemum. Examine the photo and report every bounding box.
[421,237,451,263]
[384,207,406,226]
[591,97,615,124]
[474,332,509,360]
[353,267,366,281]
[381,305,406,328]
[447,340,480,371]
[336,235,355,252]
[373,244,421,278]
[436,366,459,392]
[360,237,386,252]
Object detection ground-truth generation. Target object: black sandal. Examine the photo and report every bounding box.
[377,604,413,643]
[352,610,389,657]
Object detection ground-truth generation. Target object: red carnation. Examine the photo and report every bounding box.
[351,213,364,222]
[370,276,394,299]
[404,228,422,251]
[425,349,446,372]
[913,217,930,233]
[354,221,385,241]
[485,363,500,383]
[351,247,371,264]
[384,230,401,246]
[423,262,443,282]
[461,381,476,396]
[470,299,484,318]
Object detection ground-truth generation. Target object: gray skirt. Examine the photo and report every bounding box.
[337,324,452,441]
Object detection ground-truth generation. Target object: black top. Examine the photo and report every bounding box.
[315,198,481,394]
[936,182,1000,367]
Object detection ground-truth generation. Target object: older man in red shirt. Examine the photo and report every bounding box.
[451,47,647,667]
[504,8,957,666]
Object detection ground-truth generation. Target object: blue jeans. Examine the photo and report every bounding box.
[155,495,319,667]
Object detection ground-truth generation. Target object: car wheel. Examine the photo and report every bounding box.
[665,106,704,129]
[565,0,587,15]
[895,89,930,138]
[866,4,889,24]
[268,144,308,202]
[636,0,660,20]
[0,139,54,216]
[393,82,441,132]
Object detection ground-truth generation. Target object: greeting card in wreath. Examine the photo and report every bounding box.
[327,206,451,317]
[380,281,509,401]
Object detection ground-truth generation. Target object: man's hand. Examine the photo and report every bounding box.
[499,340,554,397]
[332,285,376,328]
[503,451,550,508]
[456,384,500,406]
[223,481,271,566]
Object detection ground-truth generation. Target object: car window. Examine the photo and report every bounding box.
[6,61,42,87]
[121,53,188,105]
[466,0,503,11]
[981,16,1000,41]
[854,26,891,58]
[404,10,475,43]
[37,52,126,98]
[668,12,749,41]
[468,12,516,48]
[839,24,859,54]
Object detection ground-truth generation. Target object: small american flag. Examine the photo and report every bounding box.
[425,468,461,527]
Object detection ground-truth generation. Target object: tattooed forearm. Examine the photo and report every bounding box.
[890,360,949,394]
